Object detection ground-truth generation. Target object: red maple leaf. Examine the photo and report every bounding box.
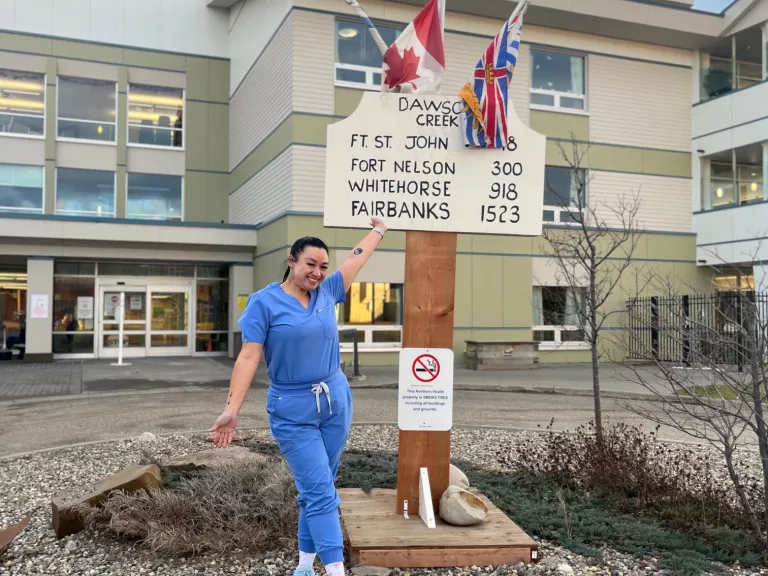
[384,46,421,91]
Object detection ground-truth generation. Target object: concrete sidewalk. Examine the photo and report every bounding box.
[0,356,682,402]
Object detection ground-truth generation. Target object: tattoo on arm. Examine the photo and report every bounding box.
[353,248,363,256]
[226,392,232,405]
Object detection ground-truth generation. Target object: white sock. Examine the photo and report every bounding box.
[298,551,316,568]
[325,561,345,576]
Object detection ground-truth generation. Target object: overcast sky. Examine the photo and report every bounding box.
[692,0,732,12]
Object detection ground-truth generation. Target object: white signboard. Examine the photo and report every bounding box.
[77,296,93,320]
[130,295,143,311]
[398,347,454,431]
[29,294,49,320]
[324,92,546,235]
[105,293,120,319]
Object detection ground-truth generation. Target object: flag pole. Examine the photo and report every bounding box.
[344,0,389,55]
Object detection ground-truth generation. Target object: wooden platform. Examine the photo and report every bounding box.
[339,488,539,568]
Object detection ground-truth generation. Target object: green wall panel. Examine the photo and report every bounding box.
[44,161,55,214]
[335,87,364,117]
[115,166,127,218]
[531,110,589,142]
[0,32,52,55]
[185,57,210,101]
[185,101,209,171]
[123,49,185,71]
[502,255,533,327]
[454,254,474,327]
[52,39,122,63]
[208,59,230,104]
[206,173,229,224]
[184,171,208,222]
[471,256,504,328]
[207,104,229,172]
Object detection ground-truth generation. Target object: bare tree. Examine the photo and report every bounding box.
[539,135,645,441]
[619,255,768,547]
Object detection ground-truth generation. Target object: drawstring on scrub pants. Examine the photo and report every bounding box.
[311,382,332,414]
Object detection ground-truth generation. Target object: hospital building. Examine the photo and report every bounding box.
[0,0,766,365]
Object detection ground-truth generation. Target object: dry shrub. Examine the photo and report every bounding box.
[509,421,761,550]
[79,458,298,556]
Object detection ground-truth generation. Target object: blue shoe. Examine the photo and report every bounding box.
[294,565,316,576]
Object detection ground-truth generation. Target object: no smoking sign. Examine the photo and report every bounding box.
[398,348,454,431]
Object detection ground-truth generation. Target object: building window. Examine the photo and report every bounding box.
[543,166,585,224]
[709,158,763,209]
[126,173,183,221]
[128,84,184,148]
[0,69,45,137]
[530,49,586,112]
[336,282,403,347]
[532,286,588,349]
[0,268,26,358]
[196,265,229,353]
[52,264,96,355]
[335,20,402,90]
[57,76,117,143]
[0,164,44,214]
[56,168,115,218]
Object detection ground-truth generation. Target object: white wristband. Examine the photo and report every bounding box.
[372,226,386,238]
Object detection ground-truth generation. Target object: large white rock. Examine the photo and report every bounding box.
[449,464,470,490]
[439,485,488,526]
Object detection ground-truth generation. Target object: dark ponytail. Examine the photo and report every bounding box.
[282,236,329,282]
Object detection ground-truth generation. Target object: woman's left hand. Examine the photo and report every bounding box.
[371,217,387,233]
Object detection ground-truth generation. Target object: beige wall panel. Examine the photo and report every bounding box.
[230,16,293,171]
[291,145,325,213]
[128,67,185,89]
[56,142,117,170]
[589,56,691,152]
[126,147,185,176]
[0,51,47,73]
[296,1,693,67]
[0,137,45,165]
[292,10,334,115]
[589,171,692,233]
[57,59,118,81]
[332,249,405,283]
[230,147,293,225]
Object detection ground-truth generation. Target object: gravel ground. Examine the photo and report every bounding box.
[1,426,767,576]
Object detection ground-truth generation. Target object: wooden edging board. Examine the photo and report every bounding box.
[340,488,540,568]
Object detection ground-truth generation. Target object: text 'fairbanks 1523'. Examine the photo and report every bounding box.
[323,92,546,236]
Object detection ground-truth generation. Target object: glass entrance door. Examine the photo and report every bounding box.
[147,286,191,356]
[98,286,147,358]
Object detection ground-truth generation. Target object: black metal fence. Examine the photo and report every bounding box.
[626,292,768,367]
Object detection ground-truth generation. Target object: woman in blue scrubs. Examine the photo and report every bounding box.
[210,217,388,576]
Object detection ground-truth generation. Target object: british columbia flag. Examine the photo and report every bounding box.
[459,0,528,148]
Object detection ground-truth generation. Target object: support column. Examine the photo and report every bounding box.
[25,257,54,362]
[762,23,767,81]
[395,231,456,515]
[763,142,767,202]
[229,262,254,359]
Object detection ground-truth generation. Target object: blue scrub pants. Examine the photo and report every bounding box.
[266,370,353,565]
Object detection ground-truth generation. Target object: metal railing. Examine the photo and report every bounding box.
[626,292,768,368]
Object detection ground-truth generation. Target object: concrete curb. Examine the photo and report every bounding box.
[0,380,699,406]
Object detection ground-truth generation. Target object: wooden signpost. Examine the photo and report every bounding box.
[324,2,545,567]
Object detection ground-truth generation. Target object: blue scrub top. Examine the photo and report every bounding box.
[238,270,347,389]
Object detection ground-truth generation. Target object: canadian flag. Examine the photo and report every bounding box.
[381,0,446,94]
